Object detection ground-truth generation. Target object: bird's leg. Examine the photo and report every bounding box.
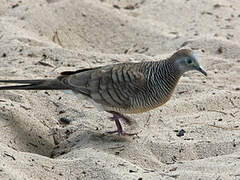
[109,111,132,124]
[107,112,124,135]
[107,111,136,136]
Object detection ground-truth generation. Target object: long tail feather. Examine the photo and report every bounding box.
[0,79,68,90]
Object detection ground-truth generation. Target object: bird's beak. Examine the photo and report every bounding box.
[196,66,207,76]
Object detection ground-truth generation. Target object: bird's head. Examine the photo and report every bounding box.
[170,49,207,76]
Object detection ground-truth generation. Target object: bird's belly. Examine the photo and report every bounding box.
[122,91,174,114]
[122,101,168,114]
[101,98,170,114]
[62,89,173,114]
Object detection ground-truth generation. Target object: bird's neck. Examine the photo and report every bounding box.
[147,60,182,100]
[150,59,182,83]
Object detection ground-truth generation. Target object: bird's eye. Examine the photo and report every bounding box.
[185,58,192,64]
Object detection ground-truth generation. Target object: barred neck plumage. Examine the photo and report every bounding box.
[144,59,182,104]
[148,59,181,82]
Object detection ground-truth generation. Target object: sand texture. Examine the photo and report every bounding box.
[0,0,240,179]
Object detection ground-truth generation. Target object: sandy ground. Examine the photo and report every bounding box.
[0,0,240,179]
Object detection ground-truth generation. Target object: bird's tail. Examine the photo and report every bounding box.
[0,79,68,90]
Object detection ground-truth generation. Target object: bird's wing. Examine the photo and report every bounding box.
[58,64,147,108]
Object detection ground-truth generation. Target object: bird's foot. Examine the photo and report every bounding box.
[106,130,137,136]
[107,111,137,136]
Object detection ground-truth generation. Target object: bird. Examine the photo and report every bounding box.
[0,49,207,135]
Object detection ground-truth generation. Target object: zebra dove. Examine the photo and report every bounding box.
[0,49,207,135]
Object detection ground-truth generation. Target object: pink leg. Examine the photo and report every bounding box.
[107,111,137,136]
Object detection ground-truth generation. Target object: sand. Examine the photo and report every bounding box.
[0,0,240,179]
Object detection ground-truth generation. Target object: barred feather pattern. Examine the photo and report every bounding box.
[101,59,182,114]
[0,58,183,114]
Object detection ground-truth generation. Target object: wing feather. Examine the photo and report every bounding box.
[58,64,147,109]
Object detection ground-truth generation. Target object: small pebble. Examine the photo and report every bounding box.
[176,129,186,137]
[2,53,6,57]
[59,117,71,124]
[58,110,66,114]
[12,4,19,8]
[113,5,120,9]
[129,169,137,173]
[217,47,223,54]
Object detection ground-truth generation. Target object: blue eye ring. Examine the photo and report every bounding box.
[185,58,192,64]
